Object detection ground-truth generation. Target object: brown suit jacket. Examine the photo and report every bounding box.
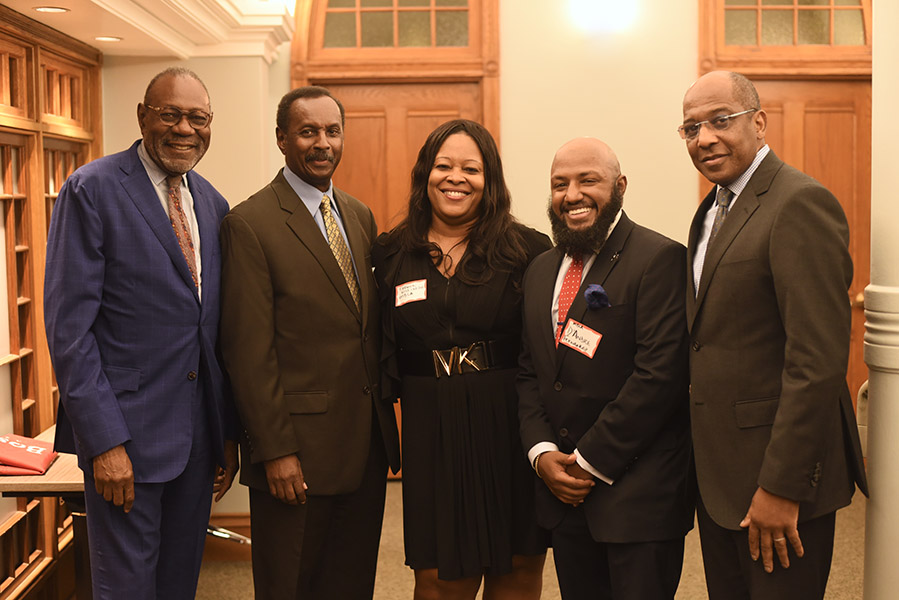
[219,171,400,495]
[686,151,867,530]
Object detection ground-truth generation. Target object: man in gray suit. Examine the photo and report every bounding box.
[681,70,867,599]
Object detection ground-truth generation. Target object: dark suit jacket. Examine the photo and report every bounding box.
[45,140,236,481]
[518,212,694,543]
[219,171,400,496]
[686,151,868,530]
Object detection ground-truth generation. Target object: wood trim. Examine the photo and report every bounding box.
[0,6,99,67]
[292,0,500,142]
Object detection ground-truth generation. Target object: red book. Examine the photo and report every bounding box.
[0,434,58,475]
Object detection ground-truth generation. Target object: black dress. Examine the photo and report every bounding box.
[372,224,552,581]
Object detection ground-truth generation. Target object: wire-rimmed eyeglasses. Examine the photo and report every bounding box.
[677,108,759,140]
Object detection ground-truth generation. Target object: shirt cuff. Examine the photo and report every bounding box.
[527,442,560,471]
[574,449,614,485]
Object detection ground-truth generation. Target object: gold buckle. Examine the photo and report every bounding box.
[432,343,485,378]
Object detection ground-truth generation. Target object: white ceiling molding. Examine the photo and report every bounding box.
[4,0,294,63]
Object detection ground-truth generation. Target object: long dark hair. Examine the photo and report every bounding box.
[384,119,528,285]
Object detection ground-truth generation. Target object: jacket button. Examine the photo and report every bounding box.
[554,381,563,391]
[187,371,197,381]
[363,385,371,395]
[559,428,569,437]
[691,340,701,351]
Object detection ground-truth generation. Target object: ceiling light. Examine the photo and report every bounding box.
[94,36,123,43]
[34,6,69,13]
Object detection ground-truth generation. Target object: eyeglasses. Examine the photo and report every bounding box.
[144,104,212,129]
[677,108,759,140]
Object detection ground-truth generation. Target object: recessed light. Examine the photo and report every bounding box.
[95,36,123,43]
[34,6,69,13]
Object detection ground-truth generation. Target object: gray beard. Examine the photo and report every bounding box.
[548,187,623,256]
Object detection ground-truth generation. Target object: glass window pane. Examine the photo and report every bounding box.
[834,9,865,45]
[835,0,861,5]
[399,0,430,5]
[798,0,828,5]
[399,12,432,46]
[324,12,356,47]
[725,0,753,4]
[328,0,355,7]
[361,0,391,6]
[436,11,468,46]
[725,10,757,45]
[762,0,791,5]
[761,10,793,45]
[798,10,829,44]
[361,11,394,46]
[437,0,468,6]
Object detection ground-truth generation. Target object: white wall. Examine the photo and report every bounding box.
[500,1,699,244]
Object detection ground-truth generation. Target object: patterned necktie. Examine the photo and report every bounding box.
[166,175,198,288]
[708,186,733,246]
[556,253,584,346]
[321,195,361,310]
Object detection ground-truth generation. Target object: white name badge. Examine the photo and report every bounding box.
[559,319,602,358]
[396,279,427,307]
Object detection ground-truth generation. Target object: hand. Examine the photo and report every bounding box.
[740,487,804,572]
[213,440,240,502]
[263,454,307,505]
[537,451,594,506]
[92,445,135,513]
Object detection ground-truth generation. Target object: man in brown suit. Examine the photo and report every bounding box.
[682,71,867,599]
[220,86,400,600]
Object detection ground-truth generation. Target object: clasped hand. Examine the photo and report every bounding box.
[537,451,595,506]
[264,454,308,505]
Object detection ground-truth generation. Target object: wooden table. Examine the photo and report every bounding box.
[0,426,90,599]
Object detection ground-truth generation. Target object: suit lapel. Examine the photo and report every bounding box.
[190,173,217,307]
[276,174,361,321]
[119,145,200,301]
[554,213,632,374]
[686,189,715,329]
[691,152,783,326]
[535,250,564,360]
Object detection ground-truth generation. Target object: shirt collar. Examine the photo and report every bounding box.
[137,141,185,188]
[720,144,770,200]
[282,165,335,212]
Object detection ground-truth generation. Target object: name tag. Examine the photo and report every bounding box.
[396,279,427,306]
[559,319,602,358]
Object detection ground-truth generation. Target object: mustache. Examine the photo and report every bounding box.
[306,150,334,163]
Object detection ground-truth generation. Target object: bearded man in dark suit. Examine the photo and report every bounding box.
[681,70,867,600]
[219,86,400,600]
[518,137,694,600]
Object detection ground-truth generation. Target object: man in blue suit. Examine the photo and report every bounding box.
[44,67,238,600]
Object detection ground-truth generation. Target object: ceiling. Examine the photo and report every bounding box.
[4,0,295,63]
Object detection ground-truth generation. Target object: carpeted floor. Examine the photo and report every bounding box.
[197,481,866,599]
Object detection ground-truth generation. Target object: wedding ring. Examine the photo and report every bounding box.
[773,537,786,542]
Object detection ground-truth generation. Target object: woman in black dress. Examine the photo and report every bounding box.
[373,119,551,599]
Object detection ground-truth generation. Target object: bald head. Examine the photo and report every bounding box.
[552,137,621,180]
[548,136,626,255]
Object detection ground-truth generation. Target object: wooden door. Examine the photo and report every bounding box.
[698,80,871,402]
[324,82,483,232]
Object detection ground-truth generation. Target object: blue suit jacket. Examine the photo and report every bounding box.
[45,140,236,482]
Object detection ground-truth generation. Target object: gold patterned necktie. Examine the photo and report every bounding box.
[320,194,361,310]
[166,175,198,288]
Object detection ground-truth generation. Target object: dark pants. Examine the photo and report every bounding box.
[249,420,389,600]
[697,496,836,600]
[82,418,214,600]
[551,506,685,600]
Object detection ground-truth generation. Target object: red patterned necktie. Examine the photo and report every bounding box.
[556,253,584,346]
[166,175,198,288]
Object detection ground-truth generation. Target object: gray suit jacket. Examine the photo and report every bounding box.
[686,151,867,530]
[219,171,400,495]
